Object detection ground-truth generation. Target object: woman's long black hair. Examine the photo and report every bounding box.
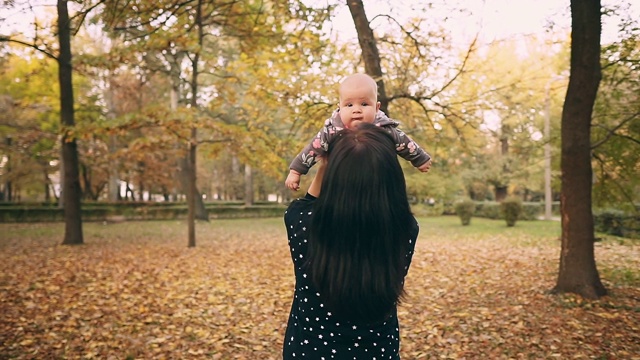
[307,123,415,323]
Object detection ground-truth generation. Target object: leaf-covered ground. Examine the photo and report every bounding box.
[1,217,638,360]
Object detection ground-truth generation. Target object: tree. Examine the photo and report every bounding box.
[185,0,204,248]
[552,0,606,299]
[1,1,86,243]
[0,55,61,202]
[591,3,640,210]
[57,0,84,245]
[96,0,335,242]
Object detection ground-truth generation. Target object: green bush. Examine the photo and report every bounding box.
[411,202,445,217]
[454,198,476,226]
[475,202,502,219]
[474,201,542,220]
[0,204,286,223]
[501,196,523,227]
[594,209,640,239]
[521,202,544,220]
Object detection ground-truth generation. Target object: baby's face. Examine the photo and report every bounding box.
[338,81,380,129]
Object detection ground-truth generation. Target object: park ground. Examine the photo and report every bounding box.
[0,216,638,359]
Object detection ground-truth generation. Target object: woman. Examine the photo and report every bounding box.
[283,123,419,359]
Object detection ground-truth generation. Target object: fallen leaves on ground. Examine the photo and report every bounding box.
[0,220,638,360]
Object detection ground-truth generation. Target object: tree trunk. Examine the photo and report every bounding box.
[80,163,95,200]
[494,186,508,202]
[552,0,606,299]
[187,129,197,248]
[125,181,134,200]
[168,31,207,219]
[187,0,204,248]
[44,168,51,202]
[58,139,64,207]
[231,156,242,200]
[169,53,183,203]
[4,136,12,202]
[213,167,222,200]
[178,158,208,218]
[58,0,84,245]
[346,0,389,115]
[495,123,510,202]
[105,76,120,202]
[244,164,253,206]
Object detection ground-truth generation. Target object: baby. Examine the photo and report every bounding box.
[285,73,432,191]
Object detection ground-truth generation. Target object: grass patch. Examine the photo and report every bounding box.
[415,215,561,246]
[600,267,640,287]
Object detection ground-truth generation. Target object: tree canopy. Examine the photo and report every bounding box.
[0,0,637,213]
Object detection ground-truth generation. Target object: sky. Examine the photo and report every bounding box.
[326,0,634,46]
[328,0,566,43]
[0,1,636,48]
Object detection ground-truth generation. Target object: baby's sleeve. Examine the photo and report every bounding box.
[384,126,431,168]
[289,122,336,175]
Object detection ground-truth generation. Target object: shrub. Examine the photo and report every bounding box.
[521,202,544,220]
[474,201,542,220]
[411,202,445,217]
[0,204,286,223]
[501,196,523,227]
[594,209,640,239]
[454,198,476,226]
[475,202,502,219]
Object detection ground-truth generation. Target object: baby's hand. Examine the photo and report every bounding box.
[285,170,302,191]
[418,159,432,173]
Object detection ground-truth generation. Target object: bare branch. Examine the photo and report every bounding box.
[0,36,58,60]
[199,138,232,144]
[591,113,640,149]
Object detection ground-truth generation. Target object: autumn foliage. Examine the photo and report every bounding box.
[1,217,638,359]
